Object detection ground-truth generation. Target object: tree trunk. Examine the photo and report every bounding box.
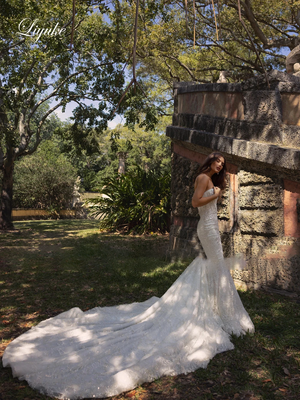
[117,151,127,174]
[0,157,14,230]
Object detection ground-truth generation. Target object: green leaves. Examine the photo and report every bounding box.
[13,141,77,212]
[88,167,171,234]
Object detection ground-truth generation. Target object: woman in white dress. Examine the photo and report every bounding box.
[2,152,254,400]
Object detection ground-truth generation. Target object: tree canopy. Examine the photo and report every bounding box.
[120,0,299,84]
[13,140,77,212]
[55,119,171,191]
[0,0,154,228]
[1,0,299,229]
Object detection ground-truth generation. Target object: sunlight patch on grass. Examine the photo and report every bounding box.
[0,220,300,400]
[141,262,187,278]
[20,283,30,288]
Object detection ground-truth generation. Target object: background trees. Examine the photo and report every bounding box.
[54,119,171,192]
[92,122,171,189]
[0,0,115,228]
[1,0,298,229]
[0,0,157,229]
[13,140,77,212]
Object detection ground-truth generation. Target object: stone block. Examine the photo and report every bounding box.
[179,113,284,145]
[177,91,244,119]
[217,189,230,220]
[219,120,283,145]
[255,257,300,293]
[239,185,283,209]
[189,130,234,155]
[175,82,242,94]
[176,113,194,128]
[232,139,300,171]
[239,210,283,235]
[281,125,300,147]
[243,90,282,123]
[238,170,276,185]
[193,114,217,133]
[167,126,300,172]
[171,152,199,217]
[281,93,300,126]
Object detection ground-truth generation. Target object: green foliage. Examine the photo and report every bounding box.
[54,122,105,191]
[13,141,77,213]
[116,0,295,88]
[0,0,166,228]
[88,168,171,234]
[54,121,171,192]
[92,122,171,191]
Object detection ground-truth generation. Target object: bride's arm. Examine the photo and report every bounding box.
[192,175,220,208]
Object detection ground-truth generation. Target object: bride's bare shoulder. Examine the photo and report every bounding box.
[194,174,209,187]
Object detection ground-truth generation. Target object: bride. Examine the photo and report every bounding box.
[2,152,254,400]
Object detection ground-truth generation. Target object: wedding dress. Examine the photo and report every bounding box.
[2,188,254,399]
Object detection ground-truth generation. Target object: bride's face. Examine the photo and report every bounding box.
[211,156,224,174]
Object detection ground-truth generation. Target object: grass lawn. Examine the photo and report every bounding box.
[0,220,299,400]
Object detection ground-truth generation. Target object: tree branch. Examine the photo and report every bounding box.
[17,60,37,100]
[17,102,63,157]
[164,55,197,81]
[165,61,180,82]
[26,56,59,108]
[0,38,26,57]
[28,61,113,122]
[241,0,268,45]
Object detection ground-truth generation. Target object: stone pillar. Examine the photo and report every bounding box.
[166,71,300,294]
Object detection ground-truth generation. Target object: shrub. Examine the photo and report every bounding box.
[88,168,171,234]
[13,141,77,213]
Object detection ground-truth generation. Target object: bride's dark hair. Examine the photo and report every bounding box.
[198,152,227,190]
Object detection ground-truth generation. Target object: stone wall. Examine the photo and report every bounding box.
[166,70,300,295]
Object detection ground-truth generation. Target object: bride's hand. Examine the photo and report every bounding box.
[214,187,222,198]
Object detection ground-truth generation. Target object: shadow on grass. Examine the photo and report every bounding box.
[0,221,299,400]
[0,220,185,340]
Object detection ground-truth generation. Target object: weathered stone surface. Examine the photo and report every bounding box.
[245,251,300,293]
[173,113,284,145]
[174,81,242,94]
[166,126,300,172]
[174,70,300,93]
[239,185,283,209]
[241,69,300,91]
[171,152,198,217]
[169,224,203,259]
[282,93,300,126]
[239,210,283,235]
[177,91,244,119]
[217,187,230,220]
[243,90,282,123]
[238,170,276,185]
[169,72,300,294]
[232,140,300,171]
[282,125,300,147]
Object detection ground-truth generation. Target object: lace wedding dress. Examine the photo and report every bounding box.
[2,188,254,399]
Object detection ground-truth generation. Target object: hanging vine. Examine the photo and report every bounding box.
[68,0,270,112]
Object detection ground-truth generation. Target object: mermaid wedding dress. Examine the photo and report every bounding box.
[2,188,254,399]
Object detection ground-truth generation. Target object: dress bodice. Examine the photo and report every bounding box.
[197,188,218,219]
